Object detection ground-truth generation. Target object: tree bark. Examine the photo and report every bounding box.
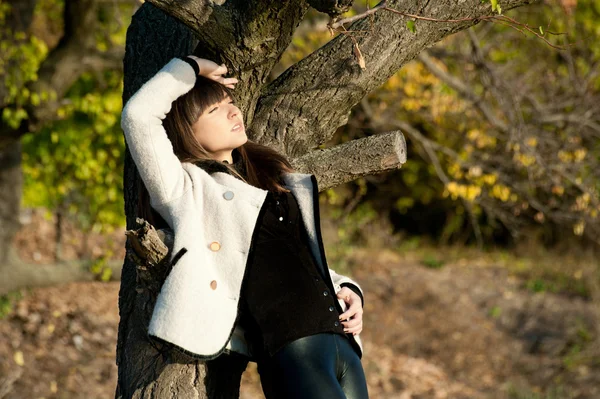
[292,130,407,190]
[250,0,538,157]
[0,140,22,265]
[115,0,540,397]
[117,4,253,398]
[146,0,310,123]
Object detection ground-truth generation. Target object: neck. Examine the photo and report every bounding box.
[210,150,234,164]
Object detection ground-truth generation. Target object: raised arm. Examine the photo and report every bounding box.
[121,58,197,205]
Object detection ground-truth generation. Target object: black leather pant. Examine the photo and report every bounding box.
[256,333,369,399]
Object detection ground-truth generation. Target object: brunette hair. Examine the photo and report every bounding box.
[137,74,295,227]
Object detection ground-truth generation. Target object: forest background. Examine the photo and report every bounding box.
[0,0,599,398]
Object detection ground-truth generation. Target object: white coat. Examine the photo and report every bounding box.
[121,58,364,360]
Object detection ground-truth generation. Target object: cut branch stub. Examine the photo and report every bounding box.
[292,130,407,191]
[125,218,175,295]
[125,218,171,266]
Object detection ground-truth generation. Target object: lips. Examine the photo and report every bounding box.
[231,122,244,132]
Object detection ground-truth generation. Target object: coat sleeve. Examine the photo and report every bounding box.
[120,58,197,205]
[329,268,364,307]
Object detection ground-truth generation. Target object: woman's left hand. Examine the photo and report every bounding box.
[337,287,363,335]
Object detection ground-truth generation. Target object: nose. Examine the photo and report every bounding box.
[228,105,240,119]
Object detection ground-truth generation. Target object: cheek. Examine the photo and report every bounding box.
[192,119,229,150]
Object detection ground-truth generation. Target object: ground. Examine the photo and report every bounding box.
[1,210,599,398]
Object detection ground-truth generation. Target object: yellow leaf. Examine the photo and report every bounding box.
[574,148,587,162]
[573,220,585,236]
[14,351,24,366]
[552,186,564,196]
[525,137,538,147]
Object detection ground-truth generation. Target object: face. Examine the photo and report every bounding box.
[192,95,247,159]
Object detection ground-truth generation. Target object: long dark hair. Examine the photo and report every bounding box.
[137,75,295,228]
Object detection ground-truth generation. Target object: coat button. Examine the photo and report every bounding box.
[323,291,328,296]
[209,241,221,251]
[334,321,340,327]
[223,191,234,200]
[329,306,335,311]
[210,280,218,290]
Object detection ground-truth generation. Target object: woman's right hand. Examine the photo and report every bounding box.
[187,55,238,89]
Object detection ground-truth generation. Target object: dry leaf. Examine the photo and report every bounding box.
[14,350,25,366]
[353,42,366,70]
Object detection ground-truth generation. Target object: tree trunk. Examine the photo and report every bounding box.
[115,4,250,398]
[0,139,22,264]
[115,0,536,396]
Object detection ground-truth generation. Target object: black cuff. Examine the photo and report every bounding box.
[340,283,364,308]
[179,57,200,76]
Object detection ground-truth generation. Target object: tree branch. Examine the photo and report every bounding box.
[292,130,406,190]
[146,0,309,122]
[417,51,509,133]
[250,0,537,157]
[0,0,126,148]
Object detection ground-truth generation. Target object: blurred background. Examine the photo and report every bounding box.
[0,0,599,397]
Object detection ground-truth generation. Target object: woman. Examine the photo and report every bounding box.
[121,54,369,398]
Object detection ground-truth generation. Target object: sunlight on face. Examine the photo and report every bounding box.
[192,96,247,160]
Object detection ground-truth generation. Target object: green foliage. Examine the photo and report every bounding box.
[421,254,444,269]
[21,70,126,232]
[5,0,134,233]
[0,1,51,128]
[90,253,114,282]
[325,193,382,275]
[505,383,566,399]
[353,2,600,245]
[0,290,24,320]
[488,305,502,318]
[561,318,594,370]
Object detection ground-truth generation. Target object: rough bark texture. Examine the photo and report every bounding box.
[147,0,310,124]
[116,4,251,398]
[0,141,22,264]
[250,0,538,157]
[292,130,406,190]
[118,0,534,397]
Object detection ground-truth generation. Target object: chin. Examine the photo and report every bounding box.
[237,135,248,146]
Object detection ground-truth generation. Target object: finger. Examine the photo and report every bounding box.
[345,324,363,334]
[214,64,228,75]
[340,303,362,321]
[336,287,353,300]
[339,308,357,321]
[342,318,361,329]
[221,78,238,86]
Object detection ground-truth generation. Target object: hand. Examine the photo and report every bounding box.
[187,55,239,89]
[337,287,363,335]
